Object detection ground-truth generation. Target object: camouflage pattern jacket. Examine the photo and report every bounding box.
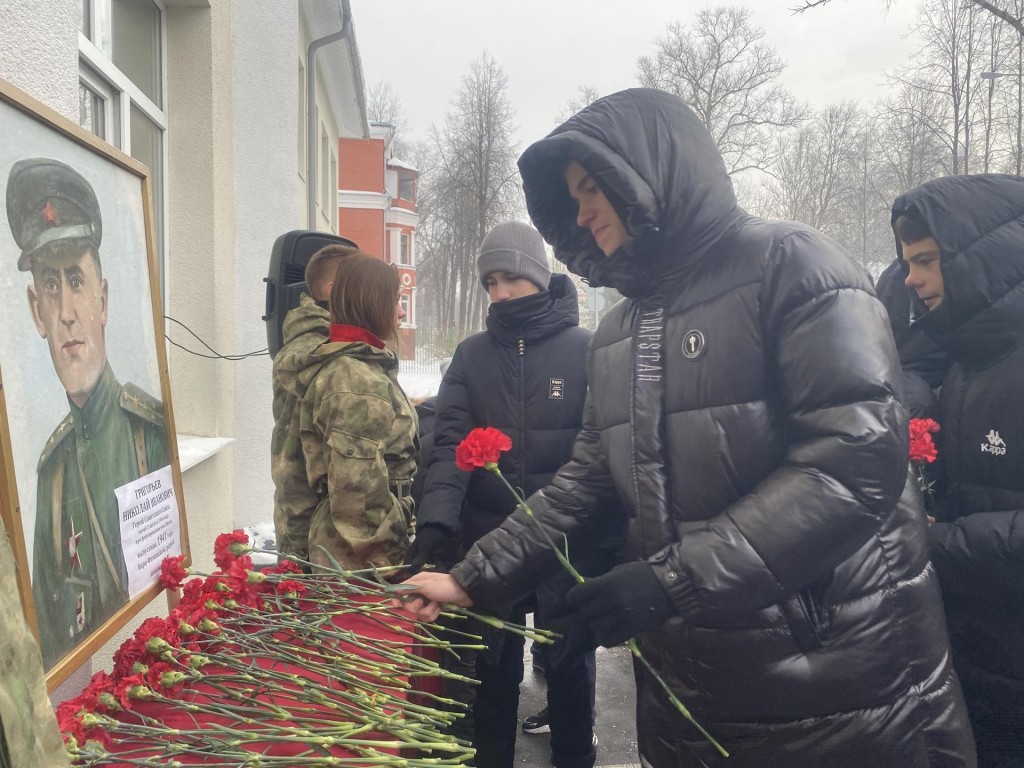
[0,526,70,768]
[271,295,330,560]
[297,326,417,571]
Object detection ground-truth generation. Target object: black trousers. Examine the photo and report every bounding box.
[439,607,527,768]
[536,572,598,768]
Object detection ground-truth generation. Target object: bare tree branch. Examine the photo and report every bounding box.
[636,7,808,176]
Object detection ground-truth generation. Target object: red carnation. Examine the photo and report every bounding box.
[276,578,307,597]
[55,701,87,745]
[909,418,940,464]
[266,559,303,575]
[159,555,188,589]
[213,530,251,568]
[113,674,146,709]
[455,427,513,471]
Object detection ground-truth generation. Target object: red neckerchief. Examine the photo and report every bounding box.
[329,323,385,349]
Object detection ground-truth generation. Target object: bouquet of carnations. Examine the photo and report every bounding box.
[909,417,941,502]
[57,531,537,767]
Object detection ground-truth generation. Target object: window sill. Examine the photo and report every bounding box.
[177,434,233,472]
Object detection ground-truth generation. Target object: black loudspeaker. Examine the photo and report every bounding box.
[264,230,358,357]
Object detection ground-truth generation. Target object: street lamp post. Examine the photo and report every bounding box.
[981,71,1024,175]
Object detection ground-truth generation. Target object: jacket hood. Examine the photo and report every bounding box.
[485,273,580,344]
[281,293,329,346]
[518,88,741,299]
[891,174,1024,365]
[273,295,330,398]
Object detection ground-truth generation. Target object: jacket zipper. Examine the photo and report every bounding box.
[517,336,526,494]
[949,370,968,499]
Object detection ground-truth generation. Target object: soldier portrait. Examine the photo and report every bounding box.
[0,84,179,678]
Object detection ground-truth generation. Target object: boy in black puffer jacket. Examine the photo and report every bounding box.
[893,180,1024,768]
[397,89,975,768]
[407,221,615,768]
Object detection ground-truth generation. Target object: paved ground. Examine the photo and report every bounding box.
[515,640,641,768]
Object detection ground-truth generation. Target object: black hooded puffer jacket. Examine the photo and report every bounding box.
[892,175,1024,752]
[416,274,593,548]
[449,89,975,768]
[874,259,951,418]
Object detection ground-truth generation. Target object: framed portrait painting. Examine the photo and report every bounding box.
[0,77,190,689]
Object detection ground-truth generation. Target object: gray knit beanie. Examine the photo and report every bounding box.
[477,221,551,291]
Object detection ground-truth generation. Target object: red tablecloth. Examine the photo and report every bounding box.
[96,599,442,765]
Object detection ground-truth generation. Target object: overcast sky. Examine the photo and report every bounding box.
[350,0,922,153]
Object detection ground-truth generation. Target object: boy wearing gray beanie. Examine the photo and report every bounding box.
[478,220,552,292]
[409,218,610,768]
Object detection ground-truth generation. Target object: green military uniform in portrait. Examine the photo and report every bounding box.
[6,157,171,670]
[0,525,69,768]
[32,364,168,669]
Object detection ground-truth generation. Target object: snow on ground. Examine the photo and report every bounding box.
[398,370,442,401]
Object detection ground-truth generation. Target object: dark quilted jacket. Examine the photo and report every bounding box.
[450,89,976,768]
[893,175,1024,762]
[415,274,593,548]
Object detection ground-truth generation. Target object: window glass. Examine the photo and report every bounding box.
[111,0,161,105]
[398,172,415,202]
[78,0,166,292]
[79,80,106,140]
[79,0,90,35]
[130,104,164,273]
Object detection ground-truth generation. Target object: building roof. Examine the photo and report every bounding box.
[302,0,369,139]
[387,156,418,173]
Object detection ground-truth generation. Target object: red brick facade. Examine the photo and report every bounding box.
[338,125,418,359]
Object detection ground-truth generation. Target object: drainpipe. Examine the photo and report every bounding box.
[306,0,351,230]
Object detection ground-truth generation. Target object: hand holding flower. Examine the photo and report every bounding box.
[449,427,728,758]
[392,572,473,623]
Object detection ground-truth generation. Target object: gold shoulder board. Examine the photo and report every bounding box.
[119,383,166,428]
[37,413,74,471]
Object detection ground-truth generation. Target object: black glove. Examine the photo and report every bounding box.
[404,524,461,573]
[565,561,676,647]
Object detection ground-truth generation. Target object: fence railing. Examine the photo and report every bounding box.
[401,327,480,374]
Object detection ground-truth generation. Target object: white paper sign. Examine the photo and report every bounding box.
[115,465,181,599]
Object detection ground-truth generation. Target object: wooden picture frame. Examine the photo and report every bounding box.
[0,77,190,690]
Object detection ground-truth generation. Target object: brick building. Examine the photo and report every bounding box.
[338,122,419,358]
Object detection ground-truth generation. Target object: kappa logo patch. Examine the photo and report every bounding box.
[549,378,564,399]
[980,429,1007,456]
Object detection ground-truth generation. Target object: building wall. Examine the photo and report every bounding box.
[230,0,299,530]
[0,0,78,122]
[338,206,384,256]
[298,12,345,234]
[339,137,385,191]
[164,0,237,565]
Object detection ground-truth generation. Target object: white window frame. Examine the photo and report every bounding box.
[297,57,306,181]
[77,0,169,306]
[78,65,117,143]
[399,293,411,327]
[399,232,409,264]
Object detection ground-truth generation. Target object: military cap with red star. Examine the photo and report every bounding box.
[5,157,103,271]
